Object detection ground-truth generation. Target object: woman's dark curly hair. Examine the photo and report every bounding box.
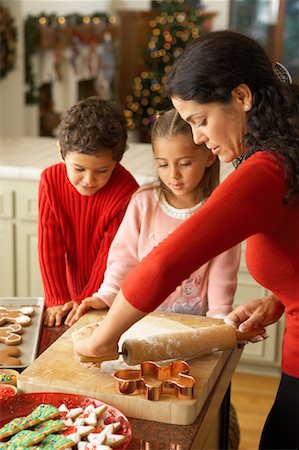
[167,30,299,205]
[59,96,128,162]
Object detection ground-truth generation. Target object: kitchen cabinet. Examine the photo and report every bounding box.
[0,179,43,297]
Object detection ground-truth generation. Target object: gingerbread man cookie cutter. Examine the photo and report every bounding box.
[114,360,195,401]
[0,306,34,326]
[0,324,23,345]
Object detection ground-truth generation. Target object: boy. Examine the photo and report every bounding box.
[38,96,138,327]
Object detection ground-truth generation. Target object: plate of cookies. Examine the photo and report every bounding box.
[0,392,133,449]
[0,297,44,369]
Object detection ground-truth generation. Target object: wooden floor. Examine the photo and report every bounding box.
[230,372,280,450]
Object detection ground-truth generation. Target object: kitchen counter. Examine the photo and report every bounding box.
[0,136,156,184]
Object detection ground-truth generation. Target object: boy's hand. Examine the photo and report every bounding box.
[44,301,78,327]
[66,297,108,327]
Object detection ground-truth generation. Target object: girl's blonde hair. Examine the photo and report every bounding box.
[151,108,219,201]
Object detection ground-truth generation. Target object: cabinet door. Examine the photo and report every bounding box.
[16,220,43,297]
[15,183,44,297]
[235,242,282,368]
[0,189,15,296]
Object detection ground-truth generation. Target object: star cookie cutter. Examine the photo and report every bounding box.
[114,360,195,401]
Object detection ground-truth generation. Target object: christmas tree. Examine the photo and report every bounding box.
[124,0,215,140]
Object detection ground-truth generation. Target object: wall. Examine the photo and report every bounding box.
[0,0,230,138]
[0,1,25,136]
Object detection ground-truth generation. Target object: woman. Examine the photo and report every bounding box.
[73,31,299,449]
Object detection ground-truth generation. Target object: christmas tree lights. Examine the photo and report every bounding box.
[124,0,215,140]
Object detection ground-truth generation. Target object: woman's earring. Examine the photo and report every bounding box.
[244,105,249,111]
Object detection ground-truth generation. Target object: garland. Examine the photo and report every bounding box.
[25,12,112,104]
[0,3,18,79]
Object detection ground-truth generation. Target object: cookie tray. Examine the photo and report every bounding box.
[0,297,44,370]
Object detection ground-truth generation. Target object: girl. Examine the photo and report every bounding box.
[69,108,240,325]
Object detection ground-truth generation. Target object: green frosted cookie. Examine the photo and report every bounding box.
[26,404,60,425]
[0,417,30,439]
[34,419,65,436]
[41,433,73,450]
[9,429,46,446]
[0,444,38,450]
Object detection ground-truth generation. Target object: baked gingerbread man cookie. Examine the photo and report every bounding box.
[0,324,23,345]
[0,306,34,326]
[0,347,22,366]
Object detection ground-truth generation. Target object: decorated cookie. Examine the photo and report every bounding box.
[58,403,83,423]
[0,346,22,366]
[34,419,65,436]
[9,429,46,446]
[26,404,60,426]
[0,417,30,439]
[0,324,23,345]
[104,434,126,448]
[78,442,112,450]
[87,428,126,448]
[0,406,59,440]
[0,307,34,327]
[40,433,74,450]
[74,405,107,427]
[62,424,95,444]
[0,443,38,450]
[87,422,121,441]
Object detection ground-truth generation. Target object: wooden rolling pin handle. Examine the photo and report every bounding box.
[234,326,266,342]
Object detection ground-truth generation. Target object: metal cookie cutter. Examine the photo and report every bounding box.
[114,360,195,401]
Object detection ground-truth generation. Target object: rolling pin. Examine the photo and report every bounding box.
[77,323,265,365]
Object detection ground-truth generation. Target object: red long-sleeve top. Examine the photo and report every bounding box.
[122,152,299,378]
[38,163,138,307]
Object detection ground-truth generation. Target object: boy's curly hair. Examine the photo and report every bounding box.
[59,96,128,162]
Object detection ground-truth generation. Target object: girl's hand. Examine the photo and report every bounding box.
[67,297,108,327]
[224,294,284,339]
[43,303,74,327]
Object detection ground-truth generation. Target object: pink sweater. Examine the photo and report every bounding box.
[94,184,241,317]
[38,163,138,307]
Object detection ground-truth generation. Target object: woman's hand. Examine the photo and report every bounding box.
[66,297,108,327]
[224,294,284,338]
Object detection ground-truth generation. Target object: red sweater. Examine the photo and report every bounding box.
[38,163,138,307]
[122,152,299,378]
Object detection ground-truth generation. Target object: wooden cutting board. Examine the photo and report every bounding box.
[18,311,238,425]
